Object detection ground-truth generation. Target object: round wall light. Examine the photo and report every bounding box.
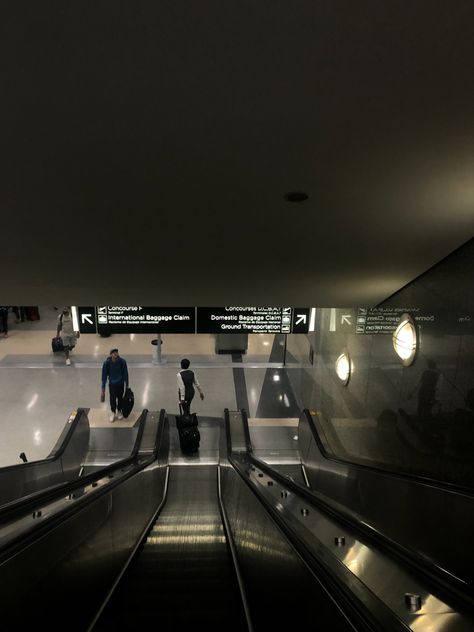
[335,352,351,386]
[392,313,417,366]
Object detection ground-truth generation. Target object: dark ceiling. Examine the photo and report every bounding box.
[1,1,472,306]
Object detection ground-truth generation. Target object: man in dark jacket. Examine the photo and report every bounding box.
[101,348,129,422]
[177,358,204,416]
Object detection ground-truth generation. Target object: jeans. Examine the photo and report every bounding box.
[109,382,124,413]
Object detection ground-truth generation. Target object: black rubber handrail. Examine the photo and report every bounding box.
[238,411,474,612]
[225,450,396,631]
[304,409,474,497]
[223,408,233,456]
[0,409,168,571]
[240,408,253,454]
[0,409,158,524]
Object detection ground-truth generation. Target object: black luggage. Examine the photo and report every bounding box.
[25,306,40,321]
[52,336,64,353]
[121,387,134,418]
[176,410,200,453]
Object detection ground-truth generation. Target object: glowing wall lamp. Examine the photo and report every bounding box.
[335,352,351,386]
[392,313,418,366]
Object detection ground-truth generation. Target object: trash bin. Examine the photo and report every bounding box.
[215,333,248,354]
[151,337,164,364]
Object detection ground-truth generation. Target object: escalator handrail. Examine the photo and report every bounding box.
[0,408,87,471]
[225,453,399,632]
[223,408,233,456]
[304,408,474,497]
[241,409,474,608]
[241,447,474,611]
[0,409,162,525]
[223,408,253,455]
[240,408,253,454]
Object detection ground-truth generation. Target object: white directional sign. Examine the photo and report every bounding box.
[81,313,93,325]
[341,314,352,325]
[295,314,307,326]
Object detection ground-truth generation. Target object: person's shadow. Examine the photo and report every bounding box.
[408,359,440,421]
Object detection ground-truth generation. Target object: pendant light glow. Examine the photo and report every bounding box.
[393,313,417,366]
[335,352,351,385]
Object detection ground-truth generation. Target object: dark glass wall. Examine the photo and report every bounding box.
[300,238,474,487]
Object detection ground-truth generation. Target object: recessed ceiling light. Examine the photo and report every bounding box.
[284,192,308,202]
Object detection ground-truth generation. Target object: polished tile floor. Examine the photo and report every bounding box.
[0,307,311,466]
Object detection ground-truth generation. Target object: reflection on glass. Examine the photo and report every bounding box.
[392,314,417,365]
[335,353,351,385]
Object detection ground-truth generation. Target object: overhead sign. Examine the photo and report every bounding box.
[326,307,473,335]
[95,306,195,334]
[196,307,310,334]
[76,306,97,333]
[76,306,314,334]
[292,308,311,333]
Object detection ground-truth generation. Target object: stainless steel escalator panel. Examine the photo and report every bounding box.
[250,427,301,464]
[93,465,248,630]
[244,461,474,632]
[83,427,139,466]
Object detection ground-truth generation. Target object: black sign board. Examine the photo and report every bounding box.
[196,307,310,334]
[292,308,311,333]
[76,306,97,334]
[352,308,473,335]
[77,306,313,334]
[95,306,195,334]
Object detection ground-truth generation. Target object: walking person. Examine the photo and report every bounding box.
[0,306,9,338]
[177,358,204,415]
[101,348,129,422]
[56,306,78,365]
[12,306,26,323]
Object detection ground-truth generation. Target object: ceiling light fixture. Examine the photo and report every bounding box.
[392,313,418,366]
[284,192,308,202]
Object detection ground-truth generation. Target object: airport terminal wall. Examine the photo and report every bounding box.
[293,238,474,487]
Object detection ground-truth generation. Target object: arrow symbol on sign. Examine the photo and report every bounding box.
[81,314,93,325]
[296,314,307,325]
[341,314,352,325]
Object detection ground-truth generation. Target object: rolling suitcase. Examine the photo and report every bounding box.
[121,387,134,418]
[52,336,64,352]
[176,407,200,453]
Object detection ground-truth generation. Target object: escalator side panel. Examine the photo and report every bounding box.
[0,410,90,506]
[94,465,248,630]
[220,466,355,631]
[299,412,474,588]
[0,459,167,632]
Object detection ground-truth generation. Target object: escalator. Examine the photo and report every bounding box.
[89,410,368,632]
[238,408,474,631]
[92,466,248,630]
[0,407,144,509]
[4,406,468,631]
[0,407,366,632]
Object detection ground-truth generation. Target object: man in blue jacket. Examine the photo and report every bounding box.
[101,348,129,422]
